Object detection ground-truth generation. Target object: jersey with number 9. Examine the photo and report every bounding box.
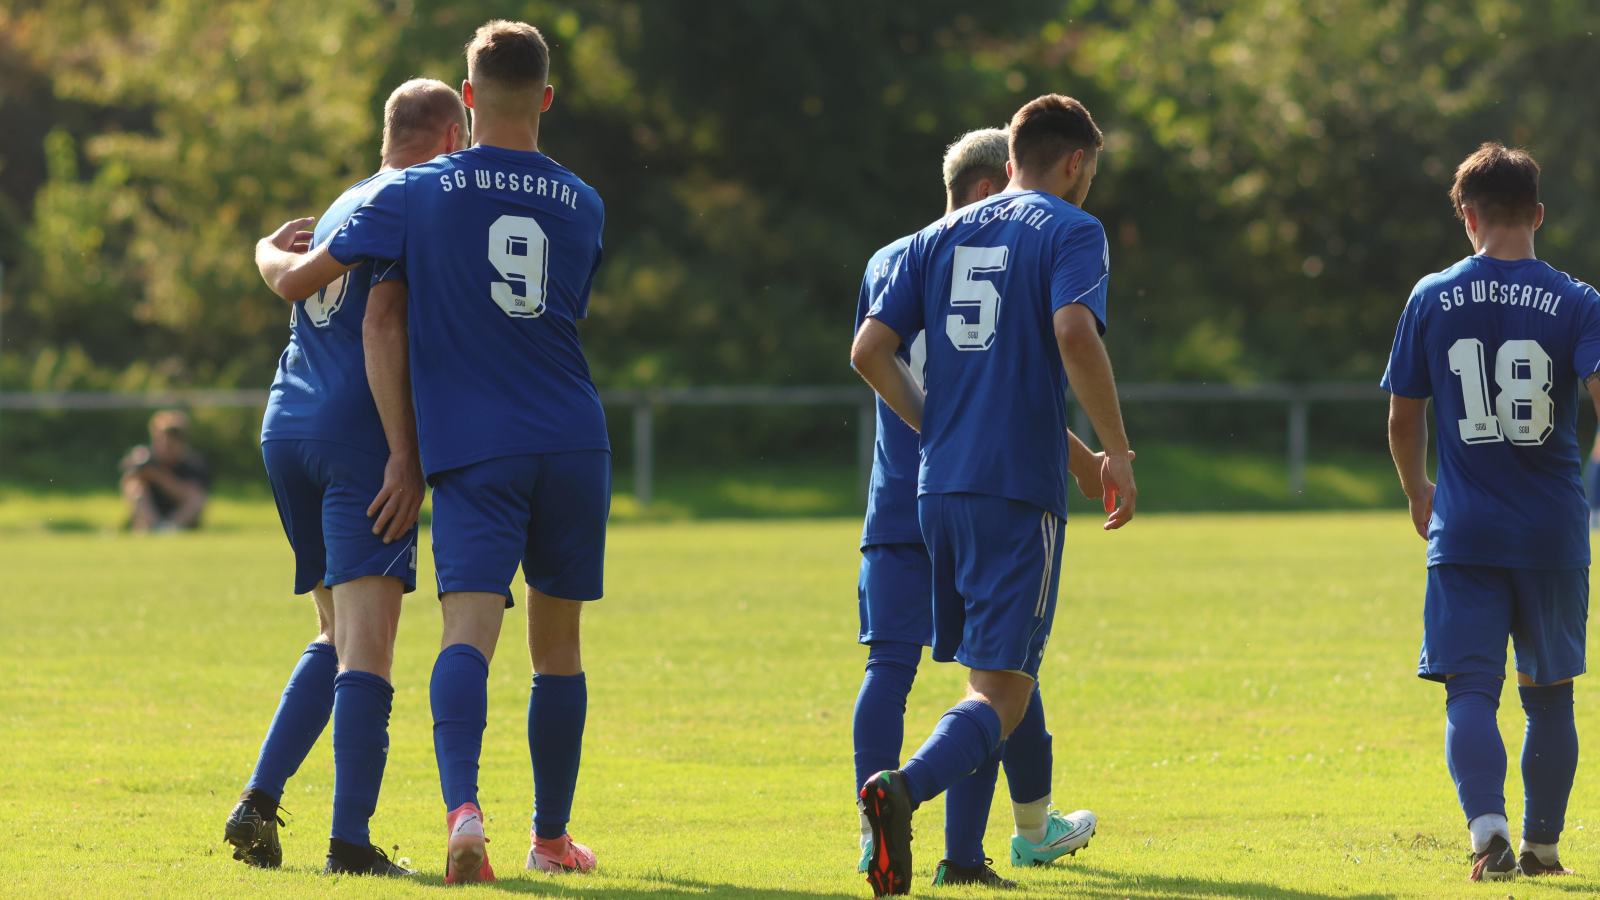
[1382,254,1600,569]
[327,146,607,477]
[868,190,1109,520]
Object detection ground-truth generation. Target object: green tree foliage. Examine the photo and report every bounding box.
[6,0,1600,398]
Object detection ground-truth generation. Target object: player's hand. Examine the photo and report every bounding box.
[368,451,424,544]
[1100,450,1137,530]
[1407,480,1435,540]
[264,216,315,253]
[1075,448,1135,501]
[287,230,314,253]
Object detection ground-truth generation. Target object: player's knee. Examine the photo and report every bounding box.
[527,588,583,674]
[966,672,1034,736]
[312,584,336,644]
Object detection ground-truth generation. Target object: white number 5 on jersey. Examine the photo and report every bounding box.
[946,245,1008,351]
[488,214,549,318]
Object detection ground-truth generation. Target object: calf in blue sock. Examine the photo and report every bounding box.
[1444,673,1508,843]
[529,672,588,841]
[231,630,338,868]
[1519,681,1579,874]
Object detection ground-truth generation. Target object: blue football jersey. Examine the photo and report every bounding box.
[869,190,1110,520]
[1382,254,1600,569]
[327,146,609,476]
[856,234,925,547]
[260,173,391,454]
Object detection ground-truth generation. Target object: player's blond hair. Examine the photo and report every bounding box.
[465,20,550,89]
[380,78,467,160]
[942,128,1009,200]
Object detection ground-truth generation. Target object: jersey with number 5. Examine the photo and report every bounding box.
[260,172,390,455]
[1382,254,1600,569]
[327,146,607,476]
[868,190,1109,520]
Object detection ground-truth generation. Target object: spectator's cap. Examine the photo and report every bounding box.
[149,409,190,436]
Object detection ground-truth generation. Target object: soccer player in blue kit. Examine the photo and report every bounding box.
[851,95,1137,896]
[254,21,605,882]
[852,126,1101,889]
[234,78,466,876]
[1383,143,1600,882]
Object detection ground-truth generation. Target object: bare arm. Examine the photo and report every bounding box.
[363,279,424,544]
[851,318,925,432]
[1387,394,1432,539]
[1055,303,1135,528]
[254,217,354,303]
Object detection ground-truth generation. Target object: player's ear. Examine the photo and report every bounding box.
[462,80,475,109]
[541,84,554,113]
[1004,159,1014,180]
[1533,202,1545,232]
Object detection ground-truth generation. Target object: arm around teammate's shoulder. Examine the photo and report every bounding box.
[254,219,354,303]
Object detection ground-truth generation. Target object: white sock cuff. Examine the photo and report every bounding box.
[1520,839,1559,864]
[1467,814,1510,854]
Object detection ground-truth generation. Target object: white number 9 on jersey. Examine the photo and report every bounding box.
[488,214,550,318]
[946,245,1009,351]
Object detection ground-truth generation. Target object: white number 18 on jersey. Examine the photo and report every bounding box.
[1447,337,1554,446]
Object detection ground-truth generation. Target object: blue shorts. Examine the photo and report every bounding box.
[262,439,418,595]
[1420,563,1588,685]
[921,493,1063,678]
[430,451,610,606]
[858,543,933,646]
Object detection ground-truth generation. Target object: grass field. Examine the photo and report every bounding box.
[3,499,1597,898]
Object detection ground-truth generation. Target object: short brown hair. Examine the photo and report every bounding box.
[465,20,550,89]
[381,78,467,158]
[1008,94,1103,173]
[1451,142,1540,226]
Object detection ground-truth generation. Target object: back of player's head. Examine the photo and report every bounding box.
[466,20,550,92]
[1451,142,1540,227]
[1008,94,1103,174]
[943,128,1009,201]
[381,78,467,159]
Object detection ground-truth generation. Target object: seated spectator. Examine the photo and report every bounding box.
[120,410,211,531]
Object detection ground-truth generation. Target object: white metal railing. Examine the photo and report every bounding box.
[0,382,1385,503]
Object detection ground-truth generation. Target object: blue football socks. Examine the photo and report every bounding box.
[944,744,1002,868]
[431,643,490,811]
[330,669,392,846]
[1520,682,1578,844]
[1003,684,1052,805]
[901,699,1003,806]
[1444,673,1507,823]
[529,672,588,839]
[853,641,921,791]
[246,641,338,801]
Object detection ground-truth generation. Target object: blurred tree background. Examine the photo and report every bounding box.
[3,0,1598,495]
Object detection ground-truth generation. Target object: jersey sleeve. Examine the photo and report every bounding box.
[576,199,605,320]
[371,258,405,286]
[1050,218,1110,331]
[866,238,924,343]
[327,172,406,266]
[1380,291,1431,398]
[1572,287,1600,381]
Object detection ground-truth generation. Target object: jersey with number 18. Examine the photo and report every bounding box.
[868,190,1109,521]
[1382,254,1600,569]
[327,146,608,477]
